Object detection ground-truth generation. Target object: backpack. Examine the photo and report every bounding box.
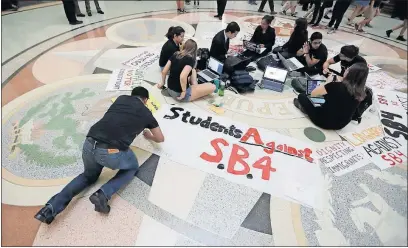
[197,48,210,70]
[256,54,277,71]
[352,87,373,124]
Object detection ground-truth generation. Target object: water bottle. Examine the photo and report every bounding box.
[213,79,220,93]
[218,81,225,97]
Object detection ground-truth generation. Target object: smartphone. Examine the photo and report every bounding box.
[309,97,325,105]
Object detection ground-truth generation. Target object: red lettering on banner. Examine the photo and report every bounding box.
[240,128,264,145]
[377,95,388,105]
[253,156,276,180]
[264,142,275,154]
[381,154,396,166]
[200,138,229,163]
[303,148,314,163]
[227,144,250,175]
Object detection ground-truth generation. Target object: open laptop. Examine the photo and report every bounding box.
[243,40,266,54]
[197,57,223,83]
[305,73,326,106]
[260,66,288,92]
[278,52,304,72]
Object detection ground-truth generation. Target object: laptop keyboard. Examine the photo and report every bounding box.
[287,60,297,69]
[203,70,217,78]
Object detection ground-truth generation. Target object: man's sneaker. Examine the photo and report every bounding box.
[34,205,55,225]
[323,14,330,19]
[89,190,111,214]
[280,10,287,15]
[386,29,392,38]
[291,12,298,17]
[396,36,407,41]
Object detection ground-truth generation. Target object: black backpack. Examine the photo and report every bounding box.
[197,48,210,70]
[352,87,373,124]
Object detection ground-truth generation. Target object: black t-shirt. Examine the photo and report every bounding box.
[333,54,367,76]
[167,53,195,93]
[159,39,180,67]
[250,26,276,52]
[308,43,328,70]
[318,82,360,129]
[282,30,308,55]
[87,95,159,150]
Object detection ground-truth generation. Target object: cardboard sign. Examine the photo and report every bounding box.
[357,136,407,170]
[132,104,324,210]
[122,49,160,68]
[366,72,407,91]
[111,96,161,113]
[316,142,371,176]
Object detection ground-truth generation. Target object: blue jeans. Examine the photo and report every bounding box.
[46,138,139,216]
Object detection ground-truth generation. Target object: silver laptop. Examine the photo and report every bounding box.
[278,52,304,72]
[305,73,326,106]
[198,57,224,81]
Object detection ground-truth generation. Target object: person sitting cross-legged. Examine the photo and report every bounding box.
[294,63,369,130]
[157,39,216,102]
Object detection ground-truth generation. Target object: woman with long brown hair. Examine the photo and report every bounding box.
[294,63,369,130]
[157,39,215,102]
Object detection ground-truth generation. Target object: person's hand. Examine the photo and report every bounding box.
[303,42,310,54]
[157,83,164,89]
[323,67,330,75]
[177,91,186,100]
[143,130,153,140]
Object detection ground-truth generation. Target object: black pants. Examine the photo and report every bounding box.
[298,93,327,128]
[258,0,274,12]
[62,0,77,23]
[311,0,333,24]
[217,0,227,16]
[328,0,351,29]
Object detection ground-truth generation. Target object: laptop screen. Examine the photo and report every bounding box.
[208,57,223,75]
[307,80,322,95]
[264,66,288,83]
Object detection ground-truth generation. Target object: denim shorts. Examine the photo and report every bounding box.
[167,87,192,102]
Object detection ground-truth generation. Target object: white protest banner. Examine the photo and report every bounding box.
[339,125,384,147]
[106,69,142,91]
[132,104,324,210]
[367,63,381,73]
[316,142,371,176]
[357,136,407,170]
[375,89,407,147]
[122,49,160,68]
[366,72,407,91]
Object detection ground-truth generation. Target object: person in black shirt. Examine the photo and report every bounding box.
[291,32,328,93]
[323,45,367,78]
[294,63,369,130]
[249,15,276,55]
[298,32,328,75]
[159,26,185,69]
[209,22,240,62]
[274,18,308,58]
[158,39,216,102]
[34,87,164,224]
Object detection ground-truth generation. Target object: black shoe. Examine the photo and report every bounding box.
[218,16,222,20]
[87,12,92,16]
[386,29,392,38]
[34,206,55,225]
[89,190,110,214]
[214,15,220,18]
[97,10,104,14]
[396,36,407,41]
[77,13,85,17]
[258,9,265,12]
[323,14,330,19]
[69,20,83,25]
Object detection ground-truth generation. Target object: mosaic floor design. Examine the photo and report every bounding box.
[1,9,407,246]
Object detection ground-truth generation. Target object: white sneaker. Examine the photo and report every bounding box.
[327,28,336,34]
